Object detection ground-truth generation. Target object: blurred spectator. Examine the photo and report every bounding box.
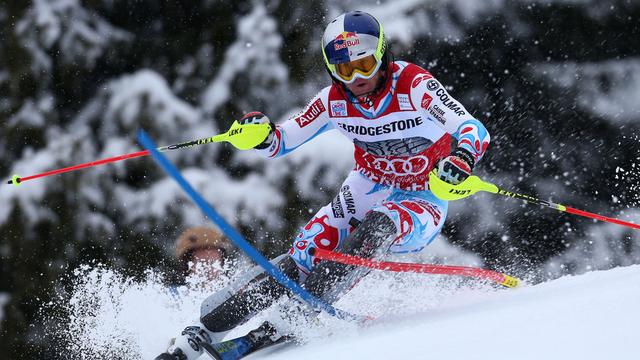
[175,227,233,283]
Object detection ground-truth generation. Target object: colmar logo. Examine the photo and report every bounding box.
[333,31,360,51]
[340,185,356,215]
[435,88,466,116]
[295,98,326,128]
[421,93,433,110]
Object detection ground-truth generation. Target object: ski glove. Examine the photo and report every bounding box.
[436,147,475,185]
[238,111,276,149]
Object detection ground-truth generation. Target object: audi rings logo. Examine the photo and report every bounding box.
[368,155,430,176]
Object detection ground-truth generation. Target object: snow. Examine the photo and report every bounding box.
[0,293,8,326]
[105,70,201,130]
[200,3,288,116]
[265,264,640,360]
[55,258,640,359]
[54,233,484,358]
[535,58,640,123]
[60,265,225,359]
[544,210,640,278]
[15,0,131,72]
[8,95,53,128]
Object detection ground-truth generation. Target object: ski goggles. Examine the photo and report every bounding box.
[332,55,382,84]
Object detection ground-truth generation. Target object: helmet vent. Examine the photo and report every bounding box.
[357,51,366,56]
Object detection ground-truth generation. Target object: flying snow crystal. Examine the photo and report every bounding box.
[55,263,233,359]
[47,249,501,360]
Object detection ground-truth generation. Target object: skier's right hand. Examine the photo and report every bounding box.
[237,111,275,149]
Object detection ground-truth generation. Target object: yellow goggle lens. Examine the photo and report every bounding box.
[335,56,378,81]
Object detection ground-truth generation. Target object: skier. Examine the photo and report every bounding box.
[157,10,490,360]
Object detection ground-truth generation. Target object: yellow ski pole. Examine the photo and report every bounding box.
[428,171,640,231]
[6,121,271,186]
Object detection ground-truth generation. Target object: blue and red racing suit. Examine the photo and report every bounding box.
[255,61,490,278]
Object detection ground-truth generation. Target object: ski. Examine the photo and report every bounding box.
[209,323,292,360]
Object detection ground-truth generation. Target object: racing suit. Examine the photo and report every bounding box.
[255,61,490,278]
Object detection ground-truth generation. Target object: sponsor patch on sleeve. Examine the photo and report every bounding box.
[295,98,326,128]
[426,79,440,91]
[421,93,433,110]
[330,100,348,117]
[397,94,414,111]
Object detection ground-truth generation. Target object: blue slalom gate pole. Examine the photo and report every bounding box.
[138,129,363,322]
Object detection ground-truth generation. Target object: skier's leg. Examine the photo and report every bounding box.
[287,171,390,281]
[303,188,448,303]
[199,254,298,333]
[375,188,448,254]
[302,210,397,303]
[162,254,298,360]
[161,173,388,359]
[199,172,387,330]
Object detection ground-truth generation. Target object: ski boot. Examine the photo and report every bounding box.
[155,321,287,360]
[155,325,221,360]
[156,255,298,360]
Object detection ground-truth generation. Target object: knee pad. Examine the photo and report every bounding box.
[303,211,396,302]
[288,214,340,275]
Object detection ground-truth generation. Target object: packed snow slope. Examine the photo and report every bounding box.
[259,265,640,360]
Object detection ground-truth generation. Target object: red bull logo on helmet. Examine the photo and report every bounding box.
[333,31,360,51]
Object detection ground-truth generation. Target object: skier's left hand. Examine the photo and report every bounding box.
[436,148,475,185]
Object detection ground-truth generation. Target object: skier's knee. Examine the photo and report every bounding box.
[340,210,397,257]
[301,211,396,302]
[288,214,340,276]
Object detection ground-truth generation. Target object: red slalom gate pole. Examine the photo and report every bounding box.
[6,134,219,187]
[314,248,520,288]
